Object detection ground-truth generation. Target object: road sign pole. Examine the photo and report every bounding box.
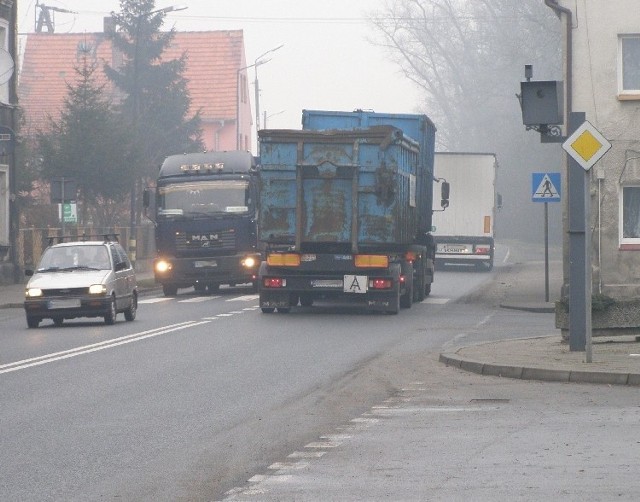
[61,177,66,236]
[544,201,549,303]
[567,112,592,359]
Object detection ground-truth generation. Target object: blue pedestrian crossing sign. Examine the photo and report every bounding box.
[532,172,561,202]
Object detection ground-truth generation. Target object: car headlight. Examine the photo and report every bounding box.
[26,288,43,298]
[89,284,107,295]
[155,259,172,273]
[242,256,257,268]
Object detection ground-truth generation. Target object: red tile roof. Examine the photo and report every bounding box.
[18,29,247,135]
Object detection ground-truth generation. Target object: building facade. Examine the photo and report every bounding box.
[551,0,640,331]
[0,0,17,282]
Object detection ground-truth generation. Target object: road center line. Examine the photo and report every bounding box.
[0,321,209,375]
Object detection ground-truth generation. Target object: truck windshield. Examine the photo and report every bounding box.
[157,180,251,216]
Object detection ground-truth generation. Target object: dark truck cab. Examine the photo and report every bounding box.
[144,151,260,296]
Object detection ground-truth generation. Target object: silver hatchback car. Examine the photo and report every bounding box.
[23,236,138,328]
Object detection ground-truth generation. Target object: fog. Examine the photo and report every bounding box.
[19,0,564,244]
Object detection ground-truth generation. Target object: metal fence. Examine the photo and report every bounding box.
[16,224,156,271]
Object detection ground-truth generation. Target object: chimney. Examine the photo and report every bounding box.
[104,16,116,34]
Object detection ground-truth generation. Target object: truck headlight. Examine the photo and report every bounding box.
[242,256,257,268]
[155,259,172,273]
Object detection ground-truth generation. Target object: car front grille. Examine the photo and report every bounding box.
[41,287,89,297]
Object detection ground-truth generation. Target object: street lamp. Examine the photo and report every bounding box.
[128,4,188,265]
[254,44,284,150]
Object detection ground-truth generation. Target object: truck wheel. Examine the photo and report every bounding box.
[163,284,178,297]
[300,294,313,307]
[424,283,432,297]
[53,316,64,327]
[400,283,413,308]
[194,283,207,293]
[277,307,291,313]
[207,284,220,293]
[261,307,275,313]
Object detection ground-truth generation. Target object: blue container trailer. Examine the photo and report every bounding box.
[257,110,447,314]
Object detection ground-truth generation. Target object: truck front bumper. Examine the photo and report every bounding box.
[154,253,260,287]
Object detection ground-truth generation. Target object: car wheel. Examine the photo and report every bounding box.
[104,296,117,325]
[124,292,137,321]
[53,316,64,326]
[26,315,40,329]
[163,284,178,297]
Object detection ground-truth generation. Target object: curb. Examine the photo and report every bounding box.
[499,302,556,313]
[439,352,640,387]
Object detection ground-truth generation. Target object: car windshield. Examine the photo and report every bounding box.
[157,180,251,216]
[37,245,111,271]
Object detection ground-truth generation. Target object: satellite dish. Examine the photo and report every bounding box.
[0,49,14,85]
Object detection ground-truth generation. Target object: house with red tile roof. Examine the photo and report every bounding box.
[18,24,253,152]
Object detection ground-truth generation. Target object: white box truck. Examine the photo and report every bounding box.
[432,152,499,271]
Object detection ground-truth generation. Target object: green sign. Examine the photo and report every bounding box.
[62,203,77,223]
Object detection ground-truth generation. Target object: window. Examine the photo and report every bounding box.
[0,20,9,104]
[619,35,640,97]
[620,186,640,245]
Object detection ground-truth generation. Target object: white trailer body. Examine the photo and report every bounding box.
[432,152,498,270]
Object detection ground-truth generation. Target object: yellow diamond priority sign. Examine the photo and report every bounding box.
[562,120,611,171]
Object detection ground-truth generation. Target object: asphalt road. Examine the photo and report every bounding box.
[0,242,560,500]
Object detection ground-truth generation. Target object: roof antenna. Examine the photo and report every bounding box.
[35,1,77,33]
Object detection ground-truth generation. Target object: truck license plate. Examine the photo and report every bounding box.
[437,244,470,254]
[344,275,368,293]
[310,279,343,288]
[195,260,217,268]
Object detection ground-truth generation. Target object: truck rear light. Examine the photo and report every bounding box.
[263,277,286,288]
[267,253,301,266]
[369,278,392,289]
[475,246,490,255]
[355,254,389,268]
[405,251,417,263]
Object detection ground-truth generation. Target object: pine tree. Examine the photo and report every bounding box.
[37,53,132,226]
[104,0,202,186]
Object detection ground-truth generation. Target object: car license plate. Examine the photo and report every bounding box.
[437,244,470,254]
[344,275,368,293]
[310,279,343,288]
[195,260,217,268]
[49,299,81,309]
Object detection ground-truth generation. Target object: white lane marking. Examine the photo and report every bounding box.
[201,317,220,321]
[138,297,173,304]
[421,297,450,304]
[0,321,209,375]
[227,295,259,302]
[179,296,218,303]
[475,313,494,328]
